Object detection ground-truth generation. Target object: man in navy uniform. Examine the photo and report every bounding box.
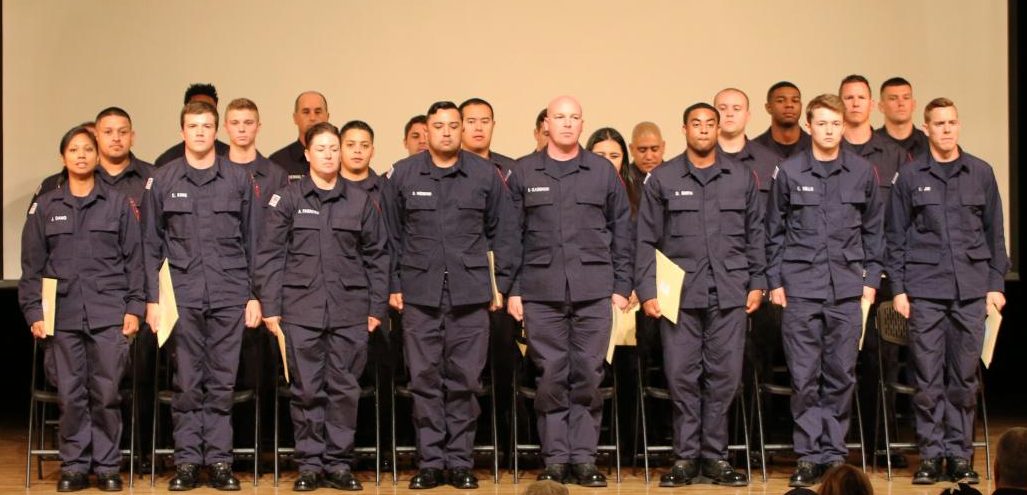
[874,77,930,162]
[154,84,230,167]
[886,98,1008,485]
[506,96,633,487]
[765,94,883,487]
[753,81,811,160]
[403,115,429,157]
[270,91,330,181]
[382,101,515,490]
[636,103,764,486]
[142,101,261,491]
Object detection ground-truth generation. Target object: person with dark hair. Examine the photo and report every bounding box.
[875,77,929,161]
[382,101,516,490]
[532,108,548,153]
[506,96,633,487]
[817,464,873,495]
[142,101,260,491]
[403,115,429,156]
[753,81,811,160]
[270,91,331,182]
[629,122,666,176]
[339,120,385,204]
[887,98,1008,485]
[460,97,517,179]
[586,127,638,213]
[994,427,1027,493]
[636,103,761,487]
[255,121,389,492]
[766,94,884,486]
[523,479,570,495]
[19,125,144,492]
[154,83,230,167]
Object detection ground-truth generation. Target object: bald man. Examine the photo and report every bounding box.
[507,96,633,487]
[628,122,666,176]
[270,91,330,181]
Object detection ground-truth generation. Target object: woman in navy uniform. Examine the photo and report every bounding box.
[255,122,390,491]
[19,125,144,492]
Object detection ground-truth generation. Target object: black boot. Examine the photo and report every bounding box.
[658,459,698,487]
[571,463,607,487]
[448,468,478,489]
[209,462,241,491]
[912,458,943,485]
[947,457,981,484]
[788,461,821,487]
[701,459,748,487]
[292,471,320,492]
[57,471,89,492]
[96,472,124,492]
[408,468,444,490]
[168,463,200,491]
[537,463,569,483]
[323,470,363,491]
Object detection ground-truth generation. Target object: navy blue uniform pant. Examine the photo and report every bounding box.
[524,296,610,465]
[908,297,985,459]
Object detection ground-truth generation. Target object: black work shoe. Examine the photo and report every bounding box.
[323,470,362,491]
[537,463,569,483]
[947,457,981,484]
[57,471,89,492]
[572,463,607,487]
[168,463,200,491]
[448,468,478,489]
[293,471,321,491]
[912,457,943,485]
[701,458,748,487]
[788,461,821,487]
[96,472,124,492]
[408,468,444,490]
[659,459,698,487]
[209,462,241,491]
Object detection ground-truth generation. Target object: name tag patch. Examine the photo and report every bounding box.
[673,190,694,197]
[412,191,432,197]
[297,208,319,215]
[171,192,188,199]
[797,186,815,192]
[528,186,550,193]
[50,215,68,222]
[268,194,281,208]
[917,186,932,192]
[28,202,38,215]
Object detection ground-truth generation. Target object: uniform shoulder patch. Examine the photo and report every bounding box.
[28,202,38,215]
[772,166,779,180]
[891,172,899,185]
[268,194,281,208]
[145,177,154,190]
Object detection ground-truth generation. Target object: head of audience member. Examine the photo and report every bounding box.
[805,94,845,155]
[224,98,262,149]
[817,464,873,495]
[304,122,341,180]
[544,96,583,154]
[339,120,375,178]
[879,77,917,127]
[629,122,666,173]
[523,479,569,495]
[586,127,629,173]
[404,115,429,156]
[765,81,803,128]
[60,124,99,180]
[94,107,135,165]
[460,97,496,157]
[714,87,751,139]
[180,101,219,157]
[923,97,960,158]
[839,74,874,128]
[183,83,218,107]
[534,108,549,151]
[293,91,330,145]
[995,426,1027,488]
[425,101,463,161]
[682,103,720,161]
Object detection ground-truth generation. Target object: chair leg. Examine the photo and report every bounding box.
[511,377,520,484]
[612,374,622,484]
[129,343,138,487]
[25,346,38,488]
[374,365,382,487]
[273,383,280,487]
[880,381,894,480]
[854,381,866,471]
[150,349,160,487]
[253,391,260,486]
[978,368,992,480]
[753,371,768,483]
[490,361,499,484]
[738,388,753,481]
[636,359,650,484]
[390,374,399,485]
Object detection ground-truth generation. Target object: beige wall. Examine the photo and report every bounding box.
[2,0,1009,278]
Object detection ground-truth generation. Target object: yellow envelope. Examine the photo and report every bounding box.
[517,327,527,357]
[981,304,1002,369]
[156,259,179,348]
[487,251,502,307]
[858,297,872,351]
[277,327,290,383]
[42,278,57,337]
[606,304,639,364]
[656,250,685,325]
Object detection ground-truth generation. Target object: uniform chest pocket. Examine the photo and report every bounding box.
[331,215,362,255]
[163,197,193,213]
[719,198,746,235]
[576,190,607,229]
[289,214,321,256]
[213,198,243,237]
[524,189,554,207]
[841,190,867,227]
[911,191,942,233]
[458,195,486,210]
[961,193,986,232]
[667,197,701,236]
[45,218,74,237]
[162,196,193,236]
[790,189,822,231]
[88,218,122,258]
[406,194,437,210]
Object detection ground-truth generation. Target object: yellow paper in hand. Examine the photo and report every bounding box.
[606,304,639,364]
[42,278,57,337]
[156,259,179,348]
[517,326,527,357]
[981,304,1002,369]
[487,251,502,307]
[277,327,290,383]
[858,298,872,350]
[655,250,685,325]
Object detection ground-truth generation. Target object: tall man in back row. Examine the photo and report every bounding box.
[270,91,330,181]
[507,96,633,487]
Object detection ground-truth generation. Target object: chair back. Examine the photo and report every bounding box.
[876,301,909,347]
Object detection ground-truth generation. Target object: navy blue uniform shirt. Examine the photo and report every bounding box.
[154,140,229,167]
[718,139,780,206]
[753,128,812,160]
[230,153,289,234]
[874,126,929,163]
[269,140,309,182]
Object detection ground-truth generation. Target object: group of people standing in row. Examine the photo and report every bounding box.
[18,75,1007,492]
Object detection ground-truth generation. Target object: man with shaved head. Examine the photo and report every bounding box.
[507,96,634,487]
[629,122,666,176]
[270,90,330,181]
[753,81,812,160]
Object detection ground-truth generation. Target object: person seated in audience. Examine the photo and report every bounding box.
[816,464,873,495]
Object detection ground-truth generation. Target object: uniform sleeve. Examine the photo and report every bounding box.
[381,170,405,294]
[486,167,519,294]
[606,166,635,298]
[119,197,146,317]
[254,191,292,318]
[360,198,391,320]
[17,201,48,325]
[506,168,526,297]
[884,172,912,295]
[745,170,768,291]
[634,174,663,303]
[861,167,885,288]
[764,167,789,290]
[983,168,1010,291]
[241,174,258,299]
[142,178,166,303]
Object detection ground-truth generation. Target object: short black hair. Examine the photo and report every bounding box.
[340,120,375,142]
[535,108,548,131]
[183,83,218,105]
[880,76,913,94]
[682,102,720,124]
[839,74,871,94]
[94,106,132,124]
[459,97,494,116]
[59,125,97,155]
[766,81,800,102]
[404,115,427,137]
[304,122,340,149]
[426,101,460,119]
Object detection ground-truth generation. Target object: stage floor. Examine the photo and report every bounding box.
[2,420,1014,494]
